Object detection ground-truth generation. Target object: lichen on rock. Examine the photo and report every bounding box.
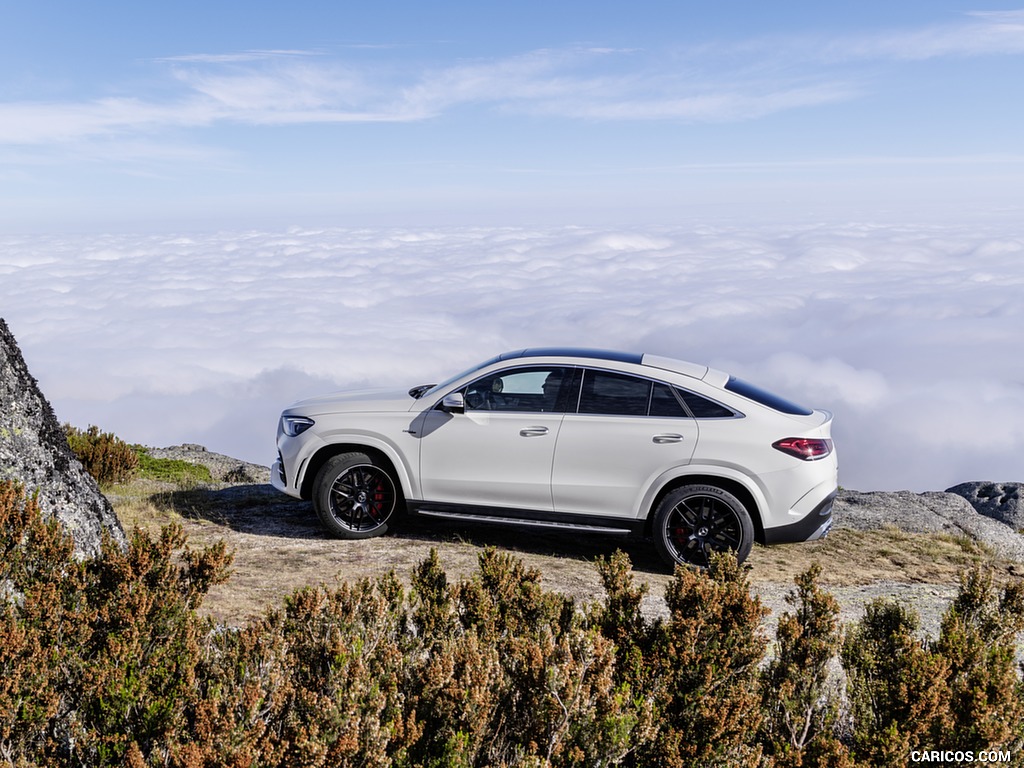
[0,318,126,556]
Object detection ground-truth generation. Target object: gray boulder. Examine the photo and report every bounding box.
[0,318,126,557]
[946,482,1023,531]
[835,489,1024,562]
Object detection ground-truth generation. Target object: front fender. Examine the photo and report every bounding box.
[298,430,419,501]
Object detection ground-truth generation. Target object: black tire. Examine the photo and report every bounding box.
[312,452,400,540]
[652,484,754,568]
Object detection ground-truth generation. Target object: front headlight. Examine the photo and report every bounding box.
[281,415,315,437]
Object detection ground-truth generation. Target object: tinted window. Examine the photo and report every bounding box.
[579,370,651,416]
[649,382,689,417]
[678,389,736,418]
[464,367,569,412]
[724,376,812,416]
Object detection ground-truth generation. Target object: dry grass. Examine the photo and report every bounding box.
[745,525,998,586]
[108,479,1017,627]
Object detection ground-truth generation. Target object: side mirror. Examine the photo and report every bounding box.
[440,392,465,414]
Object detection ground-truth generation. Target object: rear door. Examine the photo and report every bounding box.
[551,368,698,518]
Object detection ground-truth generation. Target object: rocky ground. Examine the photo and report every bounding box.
[110,445,1024,646]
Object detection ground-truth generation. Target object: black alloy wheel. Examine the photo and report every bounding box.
[313,453,399,539]
[653,484,754,568]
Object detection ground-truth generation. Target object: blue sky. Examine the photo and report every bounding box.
[3,1,1023,231]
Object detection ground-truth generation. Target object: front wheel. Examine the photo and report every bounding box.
[652,484,754,568]
[312,453,400,539]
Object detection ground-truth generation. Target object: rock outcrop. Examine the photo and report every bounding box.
[835,488,1024,563]
[0,318,126,556]
[148,444,271,484]
[946,482,1023,531]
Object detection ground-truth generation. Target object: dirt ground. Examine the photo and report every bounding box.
[109,478,1018,631]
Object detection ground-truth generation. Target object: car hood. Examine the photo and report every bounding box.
[287,387,415,415]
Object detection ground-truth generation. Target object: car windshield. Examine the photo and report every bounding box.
[418,354,504,399]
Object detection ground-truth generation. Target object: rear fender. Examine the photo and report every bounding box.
[640,464,769,538]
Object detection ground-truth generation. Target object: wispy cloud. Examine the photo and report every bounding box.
[0,98,216,144]
[2,10,1022,148]
[155,50,322,64]
[832,9,1024,61]
[0,45,859,147]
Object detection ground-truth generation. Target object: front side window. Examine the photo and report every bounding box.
[463,367,570,412]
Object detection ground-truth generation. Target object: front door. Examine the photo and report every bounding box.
[417,366,572,511]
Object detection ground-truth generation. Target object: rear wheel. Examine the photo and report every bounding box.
[653,484,754,568]
[312,453,400,539]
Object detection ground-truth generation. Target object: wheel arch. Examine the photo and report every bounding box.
[644,472,767,544]
[300,441,411,501]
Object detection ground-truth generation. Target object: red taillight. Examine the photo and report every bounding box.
[773,437,833,461]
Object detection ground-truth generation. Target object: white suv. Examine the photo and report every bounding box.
[272,348,837,567]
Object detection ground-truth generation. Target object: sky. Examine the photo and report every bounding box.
[1,2,1023,493]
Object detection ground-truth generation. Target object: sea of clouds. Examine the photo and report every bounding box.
[2,222,1021,492]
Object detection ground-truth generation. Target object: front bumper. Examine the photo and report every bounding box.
[271,457,301,499]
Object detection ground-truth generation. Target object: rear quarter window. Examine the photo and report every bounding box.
[678,389,736,418]
[724,376,813,416]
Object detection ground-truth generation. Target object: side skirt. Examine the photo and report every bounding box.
[406,500,645,536]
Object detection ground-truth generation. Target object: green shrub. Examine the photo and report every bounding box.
[134,447,213,485]
[65,424,140,487]
[647,553,770,767]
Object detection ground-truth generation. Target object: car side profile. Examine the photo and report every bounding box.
[272,348,837,568]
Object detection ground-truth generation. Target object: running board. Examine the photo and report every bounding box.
[416,508,633,535]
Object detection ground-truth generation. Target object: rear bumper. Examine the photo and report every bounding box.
[763,491,836,544]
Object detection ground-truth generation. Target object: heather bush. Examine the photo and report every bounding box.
[0,481,79,763]
[64,424,139,487]
[933,566,1024,751]
[0,480,231,766]
[409,547,644,767]
[647,552,770,767]
[759,564,852,768]
[842,599,951,765]
[841,567,1024,767]
[5,475,1024,768]
[593,550,770,767]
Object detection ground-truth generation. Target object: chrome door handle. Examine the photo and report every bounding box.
[520,426,549,437]
[653,433,683,444]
